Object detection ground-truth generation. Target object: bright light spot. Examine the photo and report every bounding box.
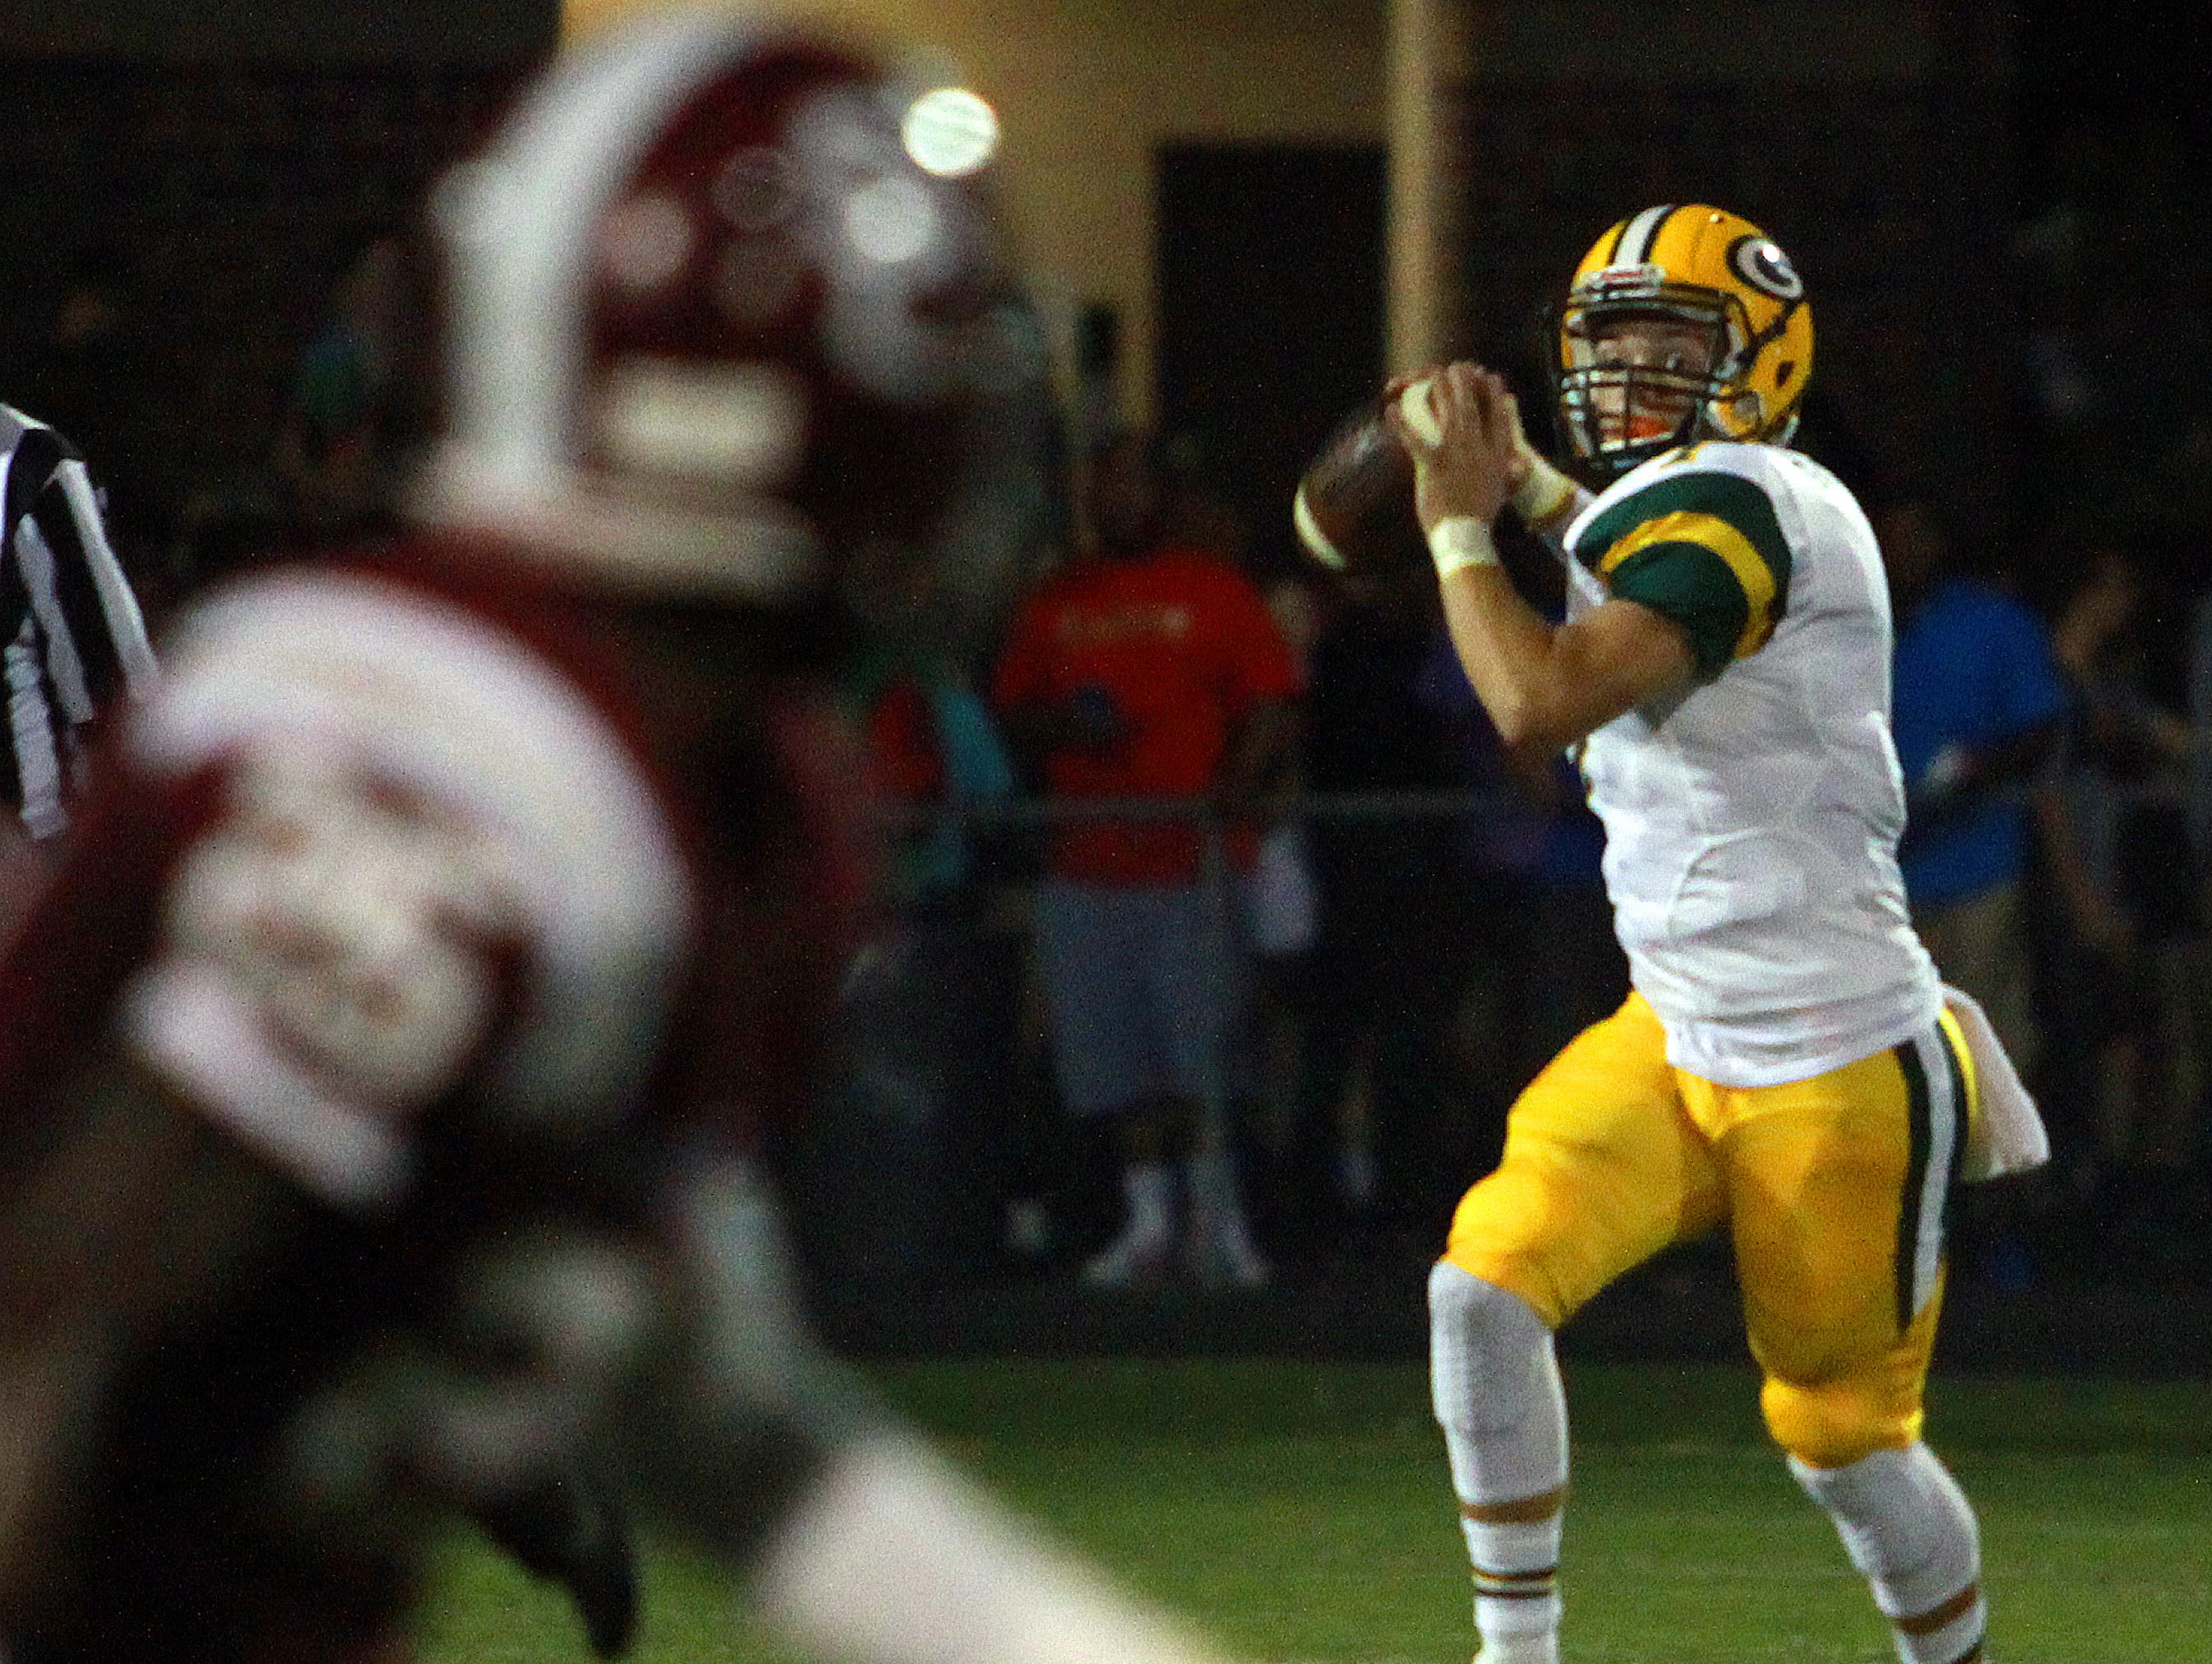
[902,86,998,177]
[845,177,939,264]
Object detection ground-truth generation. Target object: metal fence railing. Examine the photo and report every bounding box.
[805,776,2212,1300]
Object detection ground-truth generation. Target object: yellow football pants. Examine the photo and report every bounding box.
[1442,991,1978,1469]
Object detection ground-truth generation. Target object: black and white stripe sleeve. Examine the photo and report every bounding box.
[20,438,158,715]
[0,418,159,834]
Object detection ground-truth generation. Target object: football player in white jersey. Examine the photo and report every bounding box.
[1390,205,2047,1664]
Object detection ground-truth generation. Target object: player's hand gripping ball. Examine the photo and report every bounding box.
[1292,377,1440,573]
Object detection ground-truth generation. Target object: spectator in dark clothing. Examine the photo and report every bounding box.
[1883,496,2072,1289]
[11,242,176,573]
[2035,544,2210,1269]
[789,635,1025,1292]
[1282,564,1471,1263]
[1419,629,1625,1127]
[273,235,418,549]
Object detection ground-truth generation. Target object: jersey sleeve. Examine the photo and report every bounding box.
[36,453,158,706]
[5,428,157,719]
[0,428,158,835]
[1571,467,1793,677]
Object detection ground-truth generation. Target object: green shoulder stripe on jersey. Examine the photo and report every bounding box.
[1572,469,1792,660]
[1605,541,1751,676]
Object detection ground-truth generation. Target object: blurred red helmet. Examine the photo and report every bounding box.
[412,9,1050,618]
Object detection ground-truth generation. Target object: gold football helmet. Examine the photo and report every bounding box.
[1556,204,1812,479]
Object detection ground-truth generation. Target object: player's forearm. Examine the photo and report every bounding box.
[618,1154,878,1565]
[1437,562,1579,753]
[0,1057,287,1346]
[636,1161,1240,1664]
[0,1055,291,1618]
[751,1434,1237,1664]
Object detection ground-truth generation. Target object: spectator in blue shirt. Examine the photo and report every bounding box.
[1883,497,2071,1073]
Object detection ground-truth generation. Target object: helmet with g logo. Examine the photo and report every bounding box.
[1556,205,1813,480]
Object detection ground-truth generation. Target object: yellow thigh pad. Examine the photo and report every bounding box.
[1443,999,1976,1469]
[1442,995,1723,1328]
[1691,1024,1974,1467]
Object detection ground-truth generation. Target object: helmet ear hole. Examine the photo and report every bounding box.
[1713,386,1762,437]
[1775,360,1796,386]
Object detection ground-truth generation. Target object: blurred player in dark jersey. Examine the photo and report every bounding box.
[0,15,1237,1664]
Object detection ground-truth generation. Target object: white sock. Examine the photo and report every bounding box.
[1460,1518,1561,1664]
[1430,1263,1567,1663]
[1791,1443,1985,1664]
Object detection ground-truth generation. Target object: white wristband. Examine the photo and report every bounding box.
[1428,516,1500,578]
[1510,453,1578,525]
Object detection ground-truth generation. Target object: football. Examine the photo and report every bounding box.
[1291,376,1438,572]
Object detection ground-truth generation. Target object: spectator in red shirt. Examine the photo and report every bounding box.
[992,434,1302,1286]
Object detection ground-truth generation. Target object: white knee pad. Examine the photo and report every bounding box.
[1428,1262,1567,1503]
[1791,1442,1981,1621]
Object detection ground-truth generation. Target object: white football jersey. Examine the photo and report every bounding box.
[1559,441,1941,1086]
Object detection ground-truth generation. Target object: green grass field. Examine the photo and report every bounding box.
[420,1358,2212,1664]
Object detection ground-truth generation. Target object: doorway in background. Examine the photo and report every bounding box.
[1155,143,1387,577]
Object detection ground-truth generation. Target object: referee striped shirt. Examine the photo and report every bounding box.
[0,404,157,838]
